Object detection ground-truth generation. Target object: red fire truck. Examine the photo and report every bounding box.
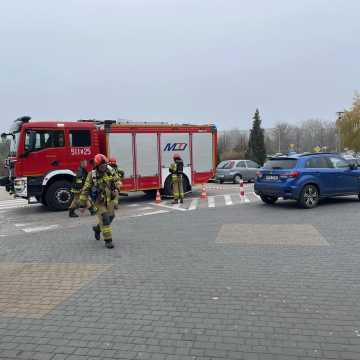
[0,116,217,210]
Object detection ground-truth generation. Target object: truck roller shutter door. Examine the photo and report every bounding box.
[108,133,135,190]
[136,133,160,189]
[192,133,213,184]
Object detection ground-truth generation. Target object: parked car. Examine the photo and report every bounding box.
[208,161,229,182]
[216,159,260,183]
[342,154,360,167]
[254,152,360,209]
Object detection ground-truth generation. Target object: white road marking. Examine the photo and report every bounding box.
[136,206,155,211]
[0,199,41,211]
[127,204,140,207]
[208,196,215,208]
[206,184,254,190]
[224,195,233,206]
[22,225,59,233]
[188,199,199,211]
[142,210,169,216]
[252,192,261,200]
[0,199,27,204]
[130,210,169,217]
[15,223,33,228]
[0,201,28,207]
[151,202,188,212]
[244,195,251,203]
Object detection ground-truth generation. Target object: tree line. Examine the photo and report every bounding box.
[336,93,360,152]
[219,111,339,164]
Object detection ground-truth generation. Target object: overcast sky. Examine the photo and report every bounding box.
[1,0,359,131]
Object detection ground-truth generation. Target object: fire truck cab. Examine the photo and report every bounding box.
[1,116,217,211]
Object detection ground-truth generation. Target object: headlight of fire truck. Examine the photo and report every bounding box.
[14,177,27,196]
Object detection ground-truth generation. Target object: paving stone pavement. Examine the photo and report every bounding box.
[1,197,360,359]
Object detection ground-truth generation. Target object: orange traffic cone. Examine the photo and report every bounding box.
[200,184,208,199]
[155,189,161,203]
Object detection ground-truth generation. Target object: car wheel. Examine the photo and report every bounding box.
[298,184,319,209]
[233,174,242,184]
[260,195,278,204]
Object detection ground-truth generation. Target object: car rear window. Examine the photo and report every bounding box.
[263,159,297,170]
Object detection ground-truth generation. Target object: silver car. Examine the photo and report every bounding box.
[216,159,260,183]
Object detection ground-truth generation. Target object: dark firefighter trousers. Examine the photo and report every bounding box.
[94,201,115,241]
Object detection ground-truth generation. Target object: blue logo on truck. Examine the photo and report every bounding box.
[164,143,187,151]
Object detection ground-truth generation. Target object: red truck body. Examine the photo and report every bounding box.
[1,118,217,210]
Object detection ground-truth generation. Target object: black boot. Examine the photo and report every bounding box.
[180,198,184,204]
[92,225,101,240]
[69,209,79,218]
[105,240,114,249]
[89,207,97,216]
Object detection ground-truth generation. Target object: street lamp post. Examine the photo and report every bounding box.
[336,111,344,153]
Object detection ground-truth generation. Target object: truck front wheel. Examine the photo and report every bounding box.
[45,180,73,211]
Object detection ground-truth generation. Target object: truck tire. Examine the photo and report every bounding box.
[45,180,73,211]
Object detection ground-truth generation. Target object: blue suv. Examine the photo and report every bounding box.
[254,153,360,209]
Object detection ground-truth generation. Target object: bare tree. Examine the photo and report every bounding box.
[218,119,337,161]
[218,129,248,161]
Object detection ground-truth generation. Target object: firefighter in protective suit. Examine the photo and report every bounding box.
[79,154,120,249]
[108,158,125,209]
[169,153,184,204]
[69,159,96,218]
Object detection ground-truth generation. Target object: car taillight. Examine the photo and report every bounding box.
[281,171,300,178]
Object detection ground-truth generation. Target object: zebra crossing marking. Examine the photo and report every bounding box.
[151,192,259,212]
[129,210,169,217]
[0,199,29,210]
[224,195,233,206]
[151,202,188,212]
[189,199,199,211]
[252,192,261,200]
[208,196,216,208]
[22,224,59,233]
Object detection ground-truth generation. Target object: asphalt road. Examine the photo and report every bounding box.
[1,185,360,360]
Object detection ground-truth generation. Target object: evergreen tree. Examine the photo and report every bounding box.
[246,109,267,165]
